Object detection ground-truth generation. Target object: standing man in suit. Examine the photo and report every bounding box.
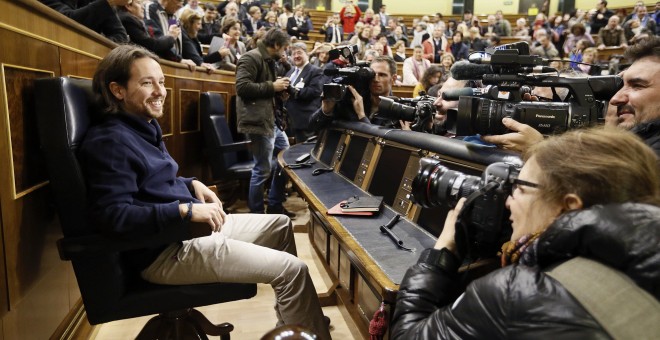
[323,13,344,44]
[243,5,262,37]
[284,43,324,143]
[379,4,389,29]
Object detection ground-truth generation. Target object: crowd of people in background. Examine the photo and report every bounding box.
[41,0,660,94]
[35,1,660,338]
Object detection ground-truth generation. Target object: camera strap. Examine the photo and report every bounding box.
[546,257,660,340]
[455,182,500,261]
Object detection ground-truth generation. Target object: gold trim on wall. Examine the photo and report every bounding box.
[163,73,237,84]
[179,89,201,134]
[66,75,92,80]
[0,22,104,61]
[1,63,54,200]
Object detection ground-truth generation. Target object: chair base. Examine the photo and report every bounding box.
[135,308,234,340]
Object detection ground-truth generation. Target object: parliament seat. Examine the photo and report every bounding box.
[35,77,257,340]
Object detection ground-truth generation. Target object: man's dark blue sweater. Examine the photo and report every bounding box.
[80,113,199,270]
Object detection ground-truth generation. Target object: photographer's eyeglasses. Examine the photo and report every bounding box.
[511,178,540,193]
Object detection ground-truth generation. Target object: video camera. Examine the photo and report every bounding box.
[322,45,374,117]
[411,157,519,260]
[377,94,436,132]
[446,42,623,136]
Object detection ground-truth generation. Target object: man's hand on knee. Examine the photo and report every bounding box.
[181,202,226,232]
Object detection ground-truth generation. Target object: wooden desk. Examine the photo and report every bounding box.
[280,122,520,338]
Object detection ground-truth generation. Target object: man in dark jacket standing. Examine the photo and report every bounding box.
[235,28,292,215]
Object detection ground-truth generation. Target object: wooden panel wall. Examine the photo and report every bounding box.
[0,1,238,338]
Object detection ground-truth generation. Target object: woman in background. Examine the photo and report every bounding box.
[179,9,221,69]
[413,65,442,97]
[211,17,246,71]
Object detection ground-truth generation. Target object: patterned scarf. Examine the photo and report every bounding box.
[500,230,543,267]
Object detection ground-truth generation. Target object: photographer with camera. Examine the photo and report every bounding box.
[309,55,398,131]
[392,127,660,339]
[481,36,660,157]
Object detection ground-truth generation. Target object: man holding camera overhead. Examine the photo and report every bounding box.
[309,54,398,131]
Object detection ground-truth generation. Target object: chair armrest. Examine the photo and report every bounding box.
[207,140,251,154]
[57,222,212,261]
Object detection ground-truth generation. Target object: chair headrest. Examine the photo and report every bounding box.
[35,77,97,150]
[200,92,226,119]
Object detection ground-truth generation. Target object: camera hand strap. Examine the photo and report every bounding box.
[455,182,500,261]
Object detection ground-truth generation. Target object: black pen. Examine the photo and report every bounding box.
[384,214,401,230]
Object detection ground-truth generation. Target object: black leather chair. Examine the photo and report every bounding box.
[200,92,254,206]
[35,77,257,340]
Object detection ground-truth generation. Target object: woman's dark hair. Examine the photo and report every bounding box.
[262,28,290,48]
[421,65,442,90]
[571,23,586,36]
[92,45,159,114]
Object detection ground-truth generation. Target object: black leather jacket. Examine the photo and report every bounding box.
[633,119,660,159]
[392,203,660,339]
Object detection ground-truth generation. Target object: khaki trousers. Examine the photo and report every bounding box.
[141,214,331,339]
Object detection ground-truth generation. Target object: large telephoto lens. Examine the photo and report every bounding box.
[378,96,417,121]
[411,158,482,208]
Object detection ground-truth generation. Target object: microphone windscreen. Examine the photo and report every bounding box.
[451,63,493,80]
[441,87,476,101]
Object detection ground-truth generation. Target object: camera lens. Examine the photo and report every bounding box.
[378,97,417,121]
[411,158,482,208]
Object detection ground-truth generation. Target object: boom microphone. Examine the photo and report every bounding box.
[441,85,511,101]
[450,62,494,80]
[441,87,480,101]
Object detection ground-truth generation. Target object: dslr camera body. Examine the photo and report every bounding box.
[322,45,375,118]
[446,42,622,136]
[377,94,436,132]
[412,157,521,259]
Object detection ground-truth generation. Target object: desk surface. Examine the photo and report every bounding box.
[281,144,436,286]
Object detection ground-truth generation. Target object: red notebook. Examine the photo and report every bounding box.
[326,201,374,216]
